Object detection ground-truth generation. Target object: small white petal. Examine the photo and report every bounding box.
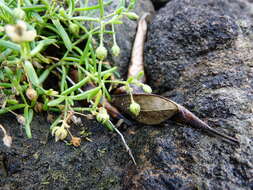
[3,135,12,147]
[16,20,27,31]
[5,24,15,36]
[22,30,37,42]
[5,24,22,43]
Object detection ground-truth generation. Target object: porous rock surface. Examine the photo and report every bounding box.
[139,0,253,189]
[0,0,253,190]
[150,0,171,10]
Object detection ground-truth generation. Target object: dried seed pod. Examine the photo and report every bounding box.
[34,102,43,113]
[26,88,38,101]
[71,137,81,147]
[111,93,239,145]
[112,94,178,125]
[16,115,26,125]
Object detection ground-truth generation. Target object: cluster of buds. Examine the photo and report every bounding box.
[96,107,110,124]
[5,20,37,43]
[51,126,68,142]
[95,42,121,60]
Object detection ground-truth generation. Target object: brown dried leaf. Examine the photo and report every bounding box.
[111,93,178,125]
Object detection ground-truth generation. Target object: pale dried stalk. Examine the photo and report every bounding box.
[128,13,150,83]
[109,120,137,165]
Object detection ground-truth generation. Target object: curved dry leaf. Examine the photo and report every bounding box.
[112,94,239,144]
[128,13,151,83]
[111,93,178,125]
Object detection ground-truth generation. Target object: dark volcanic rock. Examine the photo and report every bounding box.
[145,0,253,93]
[1,0,253,190]
[151,0,171,10]
[131,0,253,189]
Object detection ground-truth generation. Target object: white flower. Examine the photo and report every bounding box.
[3,135,12,147]
[96,107,110,124]
[0,124,12,147]
[16,115,26,125]
[51,126,68,141]
[5,20,37,43]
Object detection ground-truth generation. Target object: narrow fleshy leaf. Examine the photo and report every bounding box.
[24,60,39,86]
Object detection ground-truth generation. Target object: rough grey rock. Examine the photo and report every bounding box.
[1,0,253,190]
[151,0,171,10]
[137,0,253,189]
[145,0,253,93]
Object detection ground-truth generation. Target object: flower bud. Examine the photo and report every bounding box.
[13,8,26,19]
[96,107,110,124]
[124,12,139,20]
[69,22,79,35]
[71,115,82,125]
[17,115,25,125]
[71,136,81,147]
[142,84,152,93]
[5,21,36,43]
[34,102,43,113]
[111,44,120,57]
[129,101,140,116]
[0,124,12,147]
[52,126,68,141]
[59,8,67,17]
[3,135,12,147]
[26,88,38,101]
[95,45,107,60]
[45,89,59,96]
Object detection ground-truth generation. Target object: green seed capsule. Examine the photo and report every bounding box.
[13,8,25,19]
[96,45,108,60]
[129,101,140,116]
[142,84,152,93]
[69,22,79,35]
[125,12,139,20]
[111,44,120,57]
[96,107,110,124]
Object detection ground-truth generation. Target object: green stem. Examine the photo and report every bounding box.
[98,0,104,19]
[20,42,31,60]
[0,104,26,115]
